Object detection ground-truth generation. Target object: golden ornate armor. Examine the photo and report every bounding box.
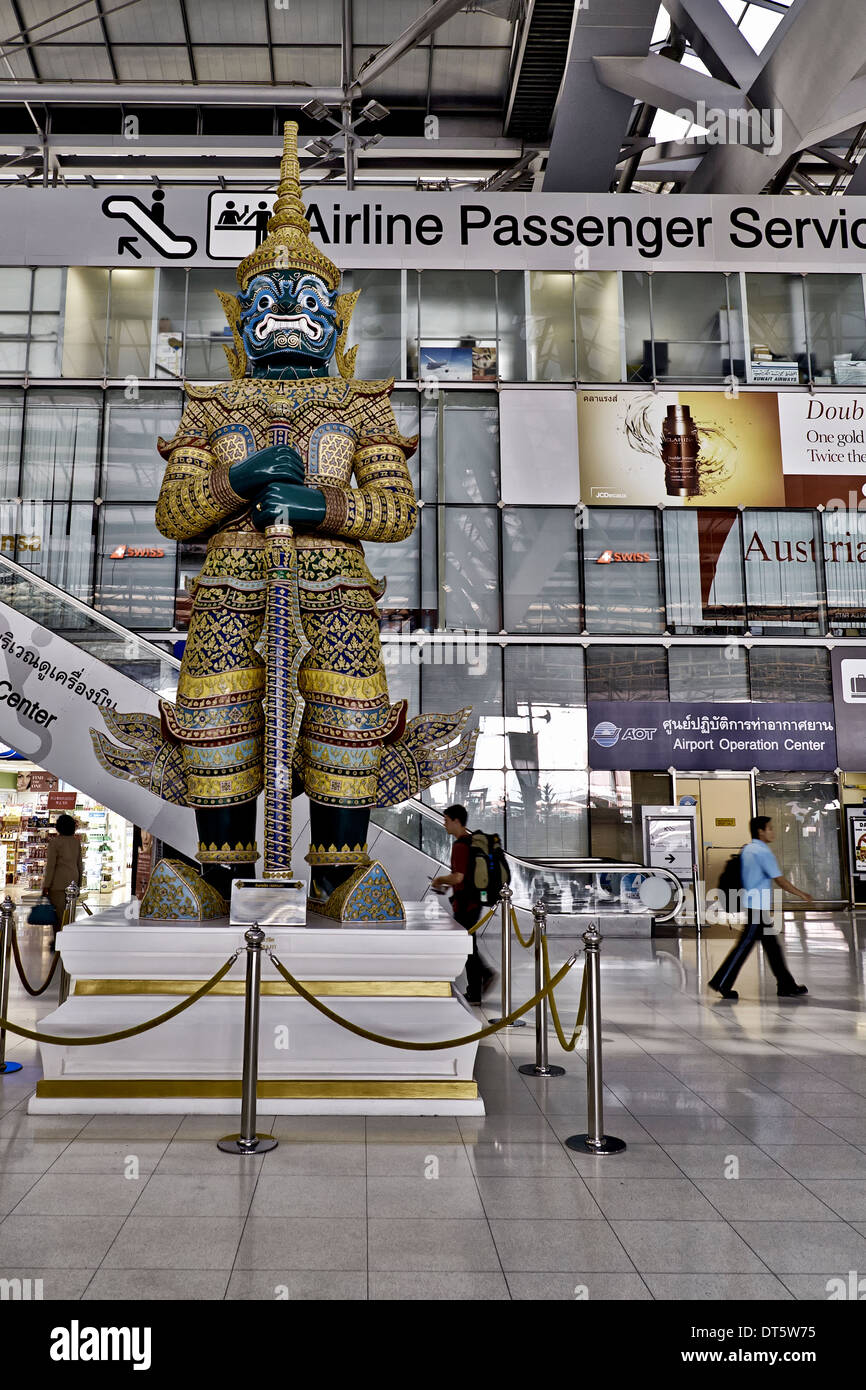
[156,375,421,811]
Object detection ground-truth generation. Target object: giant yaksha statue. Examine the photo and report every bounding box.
[93,123,476,919]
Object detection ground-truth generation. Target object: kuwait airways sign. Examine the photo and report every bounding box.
[4,190,866,273]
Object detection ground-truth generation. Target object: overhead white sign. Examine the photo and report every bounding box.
[4,189,866,272]
[0,601,196,855]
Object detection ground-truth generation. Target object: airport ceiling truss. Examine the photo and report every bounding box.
[0,0,863,194]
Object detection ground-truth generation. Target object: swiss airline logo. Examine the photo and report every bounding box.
[596,550,651,564]
[110,545,165,559]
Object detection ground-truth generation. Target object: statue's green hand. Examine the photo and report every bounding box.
[229,444,305,497]
[252,481,326,530]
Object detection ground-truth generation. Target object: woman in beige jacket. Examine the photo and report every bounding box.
[41,813,83,926]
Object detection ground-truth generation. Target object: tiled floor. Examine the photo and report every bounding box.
[2,912,866,1300]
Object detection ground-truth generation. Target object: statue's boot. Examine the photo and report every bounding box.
[305,803,404,922]
[306,804,371,902]
[195,803,260,902]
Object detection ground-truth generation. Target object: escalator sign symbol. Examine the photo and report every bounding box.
[102,191,197,259]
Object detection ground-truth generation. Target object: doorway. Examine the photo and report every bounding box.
[676,775,753,892]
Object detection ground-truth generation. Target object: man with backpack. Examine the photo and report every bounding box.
[708,815,812,1000]
[431,804,501,1004]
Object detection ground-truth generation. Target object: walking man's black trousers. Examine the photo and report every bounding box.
[709,910,797,995]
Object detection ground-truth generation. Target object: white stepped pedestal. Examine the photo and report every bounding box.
[29,901,484,1116]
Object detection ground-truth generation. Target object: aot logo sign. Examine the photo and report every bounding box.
[596,550,651,563]
[591,721,657,747]
[109,545,165,559]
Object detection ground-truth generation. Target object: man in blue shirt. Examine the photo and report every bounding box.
[709,815,812,1000]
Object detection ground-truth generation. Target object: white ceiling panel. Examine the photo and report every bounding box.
[433,46,509,99]
[0,0,20,33]
[354,0,428,46]
[273,47,342,85]
[269,0,342,45]
[353,44,429,99]
[104,0,187,45]
[28,45,115,80]
[192,46,272,82]
[0,46,37,79]
[17,0,105,45]
[184,0,270,46]
[113,45,193,81]
[435,9,513,45]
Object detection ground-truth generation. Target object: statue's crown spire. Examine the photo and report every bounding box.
[236,121,340,292]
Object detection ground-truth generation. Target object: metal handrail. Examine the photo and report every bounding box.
[0,552,181,669]
[387,796,686,922]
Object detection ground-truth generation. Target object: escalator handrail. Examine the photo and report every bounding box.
[0,551,181,670]
[374,797,686,921]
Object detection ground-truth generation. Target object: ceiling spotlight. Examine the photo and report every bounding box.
[306,137,334,158]
[360,99,389,123]
[302,98,331,123]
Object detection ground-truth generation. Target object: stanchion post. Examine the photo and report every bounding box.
[57,883,77,1006]
[218,924,278,1155]
[566,921,625,1156]
[490,883,525,1028]
[0,896,22,1073]
[519,898,565,1079]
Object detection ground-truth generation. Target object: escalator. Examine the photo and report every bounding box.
[0,552,195,856]
[0,553,684,920]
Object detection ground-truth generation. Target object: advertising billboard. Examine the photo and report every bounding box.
[578,390,785,507]
[577,390,866,511]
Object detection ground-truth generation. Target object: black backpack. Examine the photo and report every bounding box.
[717,852,743,906]
[468,830,511,905]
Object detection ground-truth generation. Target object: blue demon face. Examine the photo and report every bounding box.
[238,270,339,368]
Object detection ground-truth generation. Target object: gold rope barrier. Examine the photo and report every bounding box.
[466,903,498,936]
[542,933,587,1051]
[10,924,60,998]
[0,954,238,1046]
[268,949,578,1050]
[509,903,536,950]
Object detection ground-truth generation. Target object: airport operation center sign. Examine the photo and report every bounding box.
[5,188,866,273]
[587,700,837,772]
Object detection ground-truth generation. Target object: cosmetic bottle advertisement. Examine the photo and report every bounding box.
[577,390,785,506]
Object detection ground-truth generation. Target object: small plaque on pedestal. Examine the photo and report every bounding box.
[230,878,308,927]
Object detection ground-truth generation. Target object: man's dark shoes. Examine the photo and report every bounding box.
[777,984,808,997]
[709,983,738,1000]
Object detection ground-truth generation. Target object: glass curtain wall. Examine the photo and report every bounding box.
[623,272,743,383]
[2,263,865,871]
[0,263,860,386]
[756,775,843,900]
